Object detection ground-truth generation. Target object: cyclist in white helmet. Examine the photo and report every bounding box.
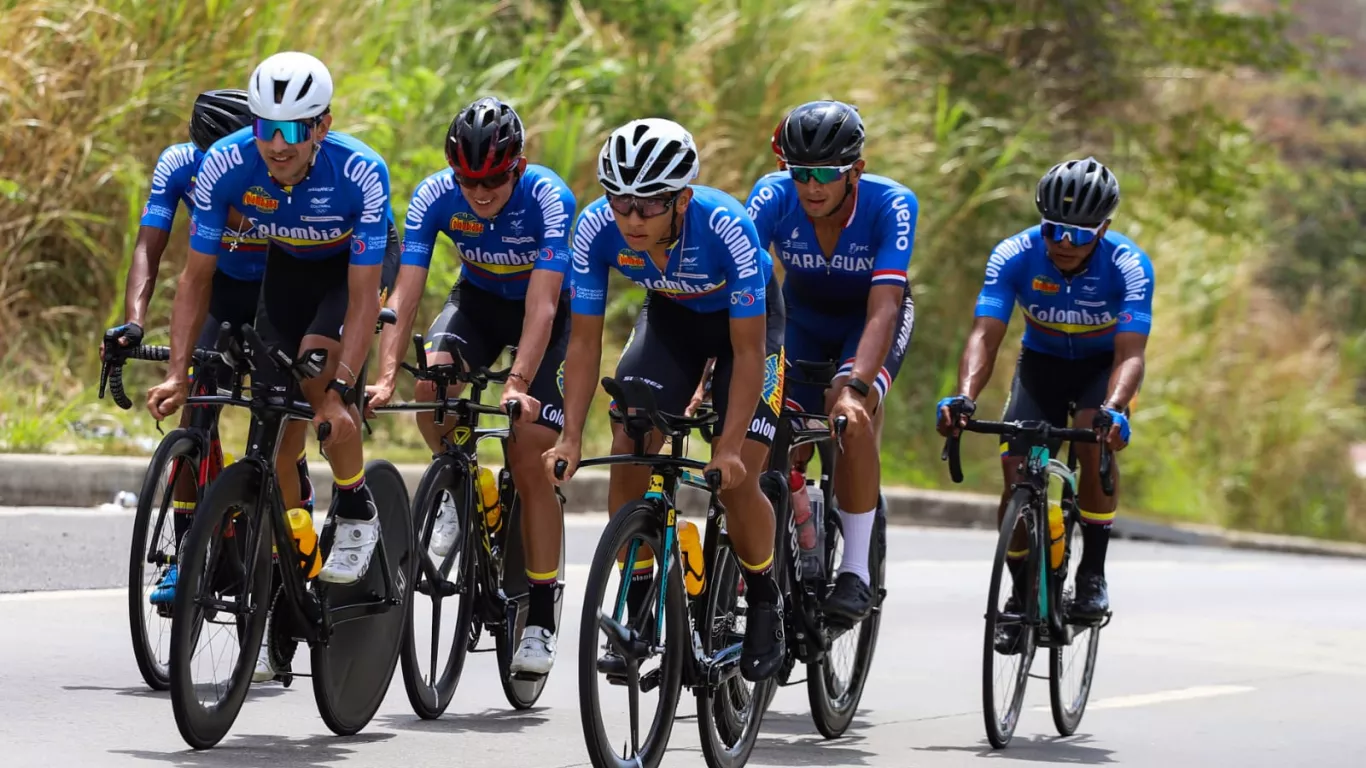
[544,118,789,681]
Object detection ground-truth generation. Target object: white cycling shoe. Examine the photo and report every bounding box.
[318,513,381,585]
[428,490,463,558]
[509,626,556,677]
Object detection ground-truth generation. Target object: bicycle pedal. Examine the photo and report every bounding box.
[511,671,547,682]
[640,668,662,693]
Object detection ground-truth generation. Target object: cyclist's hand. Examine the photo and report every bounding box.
[502,391,542,424]
[364,381,395,417]
[1101,407,1131,452]
[544,439,581,485]
[316,394,357,447]
[101,322,143,360]
[146,376,189,420]
[936,395,976,437]
[830,386,871,439]
[705,448,747,491]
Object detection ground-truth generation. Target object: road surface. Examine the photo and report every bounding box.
[2,505,1363,766]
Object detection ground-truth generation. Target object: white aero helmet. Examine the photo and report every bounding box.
[248,52,333,121]
[597,118,700,196]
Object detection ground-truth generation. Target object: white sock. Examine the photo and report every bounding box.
[837,508,876,585]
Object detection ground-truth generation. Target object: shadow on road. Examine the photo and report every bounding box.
[747,710,879,766]
[918,734,1117,764]
[111,732,394,768]
[376,707,550,734]
[62,683,290,701]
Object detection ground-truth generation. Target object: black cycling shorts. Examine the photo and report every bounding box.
[191,270,262,396]
[783,287,915,413]
[613,276,786,447]
[1001,347,1112,457]
[425,280,571,432]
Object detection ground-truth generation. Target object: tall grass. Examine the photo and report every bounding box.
[2,0,1362,539]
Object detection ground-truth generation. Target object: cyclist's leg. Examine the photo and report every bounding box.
[1066,354,1122,617]
[781,306,836,471]
[999,348,1074,573]
[414,283,482,453]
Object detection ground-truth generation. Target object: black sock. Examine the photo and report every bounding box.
[172,503,194,553]
[527,575,557,633]
[334,474,375,521]
[1079,522,1110,577]
[626,565,654,625]
[742,564,779,605]
[297,456,313,505]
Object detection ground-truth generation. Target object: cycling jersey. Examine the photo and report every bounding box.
[400,164,574,299]
[140,142,267,281]
[188,128,391,266]
[974,226,1155,359]
[570,186,772,318]
[746,171,918,312]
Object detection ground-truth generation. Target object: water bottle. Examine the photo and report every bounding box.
[677,518,705,596]
[804,485,826,579]
[287,507,321,578]
[477,466,501,533]
[789,469,822,581]
[1048,501,1065,570]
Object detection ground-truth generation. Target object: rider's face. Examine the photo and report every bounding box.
[613,189,691,251]
[255,114,331,185]
[1044,220,1110,272]
[458,156,526,219]
[792,159,864,218]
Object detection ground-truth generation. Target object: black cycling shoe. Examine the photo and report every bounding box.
[740,600,785,682]
[597,650,627,681]
[821,572,873,625]
[1070,571,1110,620]
[993,596,1025,655]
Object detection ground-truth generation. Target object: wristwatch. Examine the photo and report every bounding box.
[844,378,871,398]
[327,378,354,402]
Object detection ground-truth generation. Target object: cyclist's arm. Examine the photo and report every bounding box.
[559,312,604,447]
[1104,332,1147,411]
[510,270,565,385]
[127,145,197,327]
[959,235,1022,399]
[956,316,1008,401]
[336,263,381,389]
[165,248,217,380]
[849,190,918,389]
[1104,247,1155,411]
[123,226,173,328]
[720,315,766,454]
[374,264,428,389]
[847,284,904,389]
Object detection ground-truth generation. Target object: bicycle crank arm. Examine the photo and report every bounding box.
[597,612,652,664]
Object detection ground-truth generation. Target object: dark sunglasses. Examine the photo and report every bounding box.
[789,164,854,184]
[606,192,679,219]
[253,118,318,144]
[1040,219,1103,247]
[456,166,518,190]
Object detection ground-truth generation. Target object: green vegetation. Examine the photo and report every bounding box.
[2,0,1363,540]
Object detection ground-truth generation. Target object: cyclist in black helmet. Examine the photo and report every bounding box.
[937,157,1155,642]
[369,95,576,678]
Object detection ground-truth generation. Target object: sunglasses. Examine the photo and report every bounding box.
[1040,219,1103,247]
[253,118,318,144]
[606,192,678,219]
[789,164,854,184]
[456,166,518,190]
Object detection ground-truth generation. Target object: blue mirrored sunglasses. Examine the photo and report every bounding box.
[1040,219,1102,246]
[253,118,316,144]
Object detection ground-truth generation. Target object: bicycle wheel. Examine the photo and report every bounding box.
[808,501,887,738]
[128,429,204,691]
[983,486,1040,749]
[496,494,568,710]
[400,455,478,719]
[168,462,271,750]
[1049,497,1102,735]
[579,500,686,768]
[313,459,415,735]
[697,540,775,768]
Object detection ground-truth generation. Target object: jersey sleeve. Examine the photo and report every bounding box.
[188,141,249,255]
[718,203,769,320]
[344,153,391,267]
[529,169,575,277]
[140,145,196,231]
[1114,245,1155,335]
[399,173,448,270]
[744,173,786,252]
[871,188,918,289]
[974,233,1030,323]
[568,206,612,316]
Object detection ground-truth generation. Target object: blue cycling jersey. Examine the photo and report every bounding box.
[569,186,773,319]
[400,164,574,299]
[189,128,391,266]
[140,142,268,281]
[974,226,1155,359]
[746,172,918,310]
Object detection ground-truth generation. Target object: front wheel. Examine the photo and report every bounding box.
[495,492,568,710]
[1049,499,1102,735]
[983,486,1040,749]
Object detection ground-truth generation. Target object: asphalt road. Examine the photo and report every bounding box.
[2,506,1364,767]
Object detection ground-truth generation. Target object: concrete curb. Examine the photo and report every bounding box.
[3,453,1365,561]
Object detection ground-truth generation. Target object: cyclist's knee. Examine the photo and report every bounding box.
[413,379,436,403]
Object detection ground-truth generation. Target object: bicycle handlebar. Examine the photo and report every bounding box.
[942,415,1114,496]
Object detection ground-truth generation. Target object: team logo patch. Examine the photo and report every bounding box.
[556,360,565,396]
[449,212,484,237]
[539,246,555,261]
[242,186,279,213]
[617,250,646,269]
[730,287,757,307]
[351,238,366,255]
[762,348,785,416]
[1119,311,1133,324]
[1031,275,1061,295]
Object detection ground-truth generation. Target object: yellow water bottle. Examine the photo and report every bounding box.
[287,507,321,578]
[677,518,705,597]
[1048,501,1065,570]
[477,466,501,533]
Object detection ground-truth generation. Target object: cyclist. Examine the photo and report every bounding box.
[544,118,789,682]
[746,100,918,625]
[102,89,316,608]
[367,96,575,677]
[145,52,398,673]
[936,157,1153,640]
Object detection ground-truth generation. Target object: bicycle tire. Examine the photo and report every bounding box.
[312,459,415,736]
[808,504,887,738]
[168,461,272,750]
[578,500,686,768]
[128,429,203,691]
[495,494,567,710]
[983,486,1039,749]
[400,454,478,719]
[697,542,775,768]
[1049,498,1102,735]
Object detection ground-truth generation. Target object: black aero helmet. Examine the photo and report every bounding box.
[190,89,253,152]
[447,96,525,177]
[1035,157,1121,226]
[777,100,864,166]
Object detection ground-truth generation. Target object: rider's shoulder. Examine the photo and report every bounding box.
[522,163,572,190]
[860,173,918,203]
[990,226,1044,259]
[1097,230,1150,264]
[413,167,457,197]
[572,196,618,250]
[321,131,389,170]
[689,185,748,215]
